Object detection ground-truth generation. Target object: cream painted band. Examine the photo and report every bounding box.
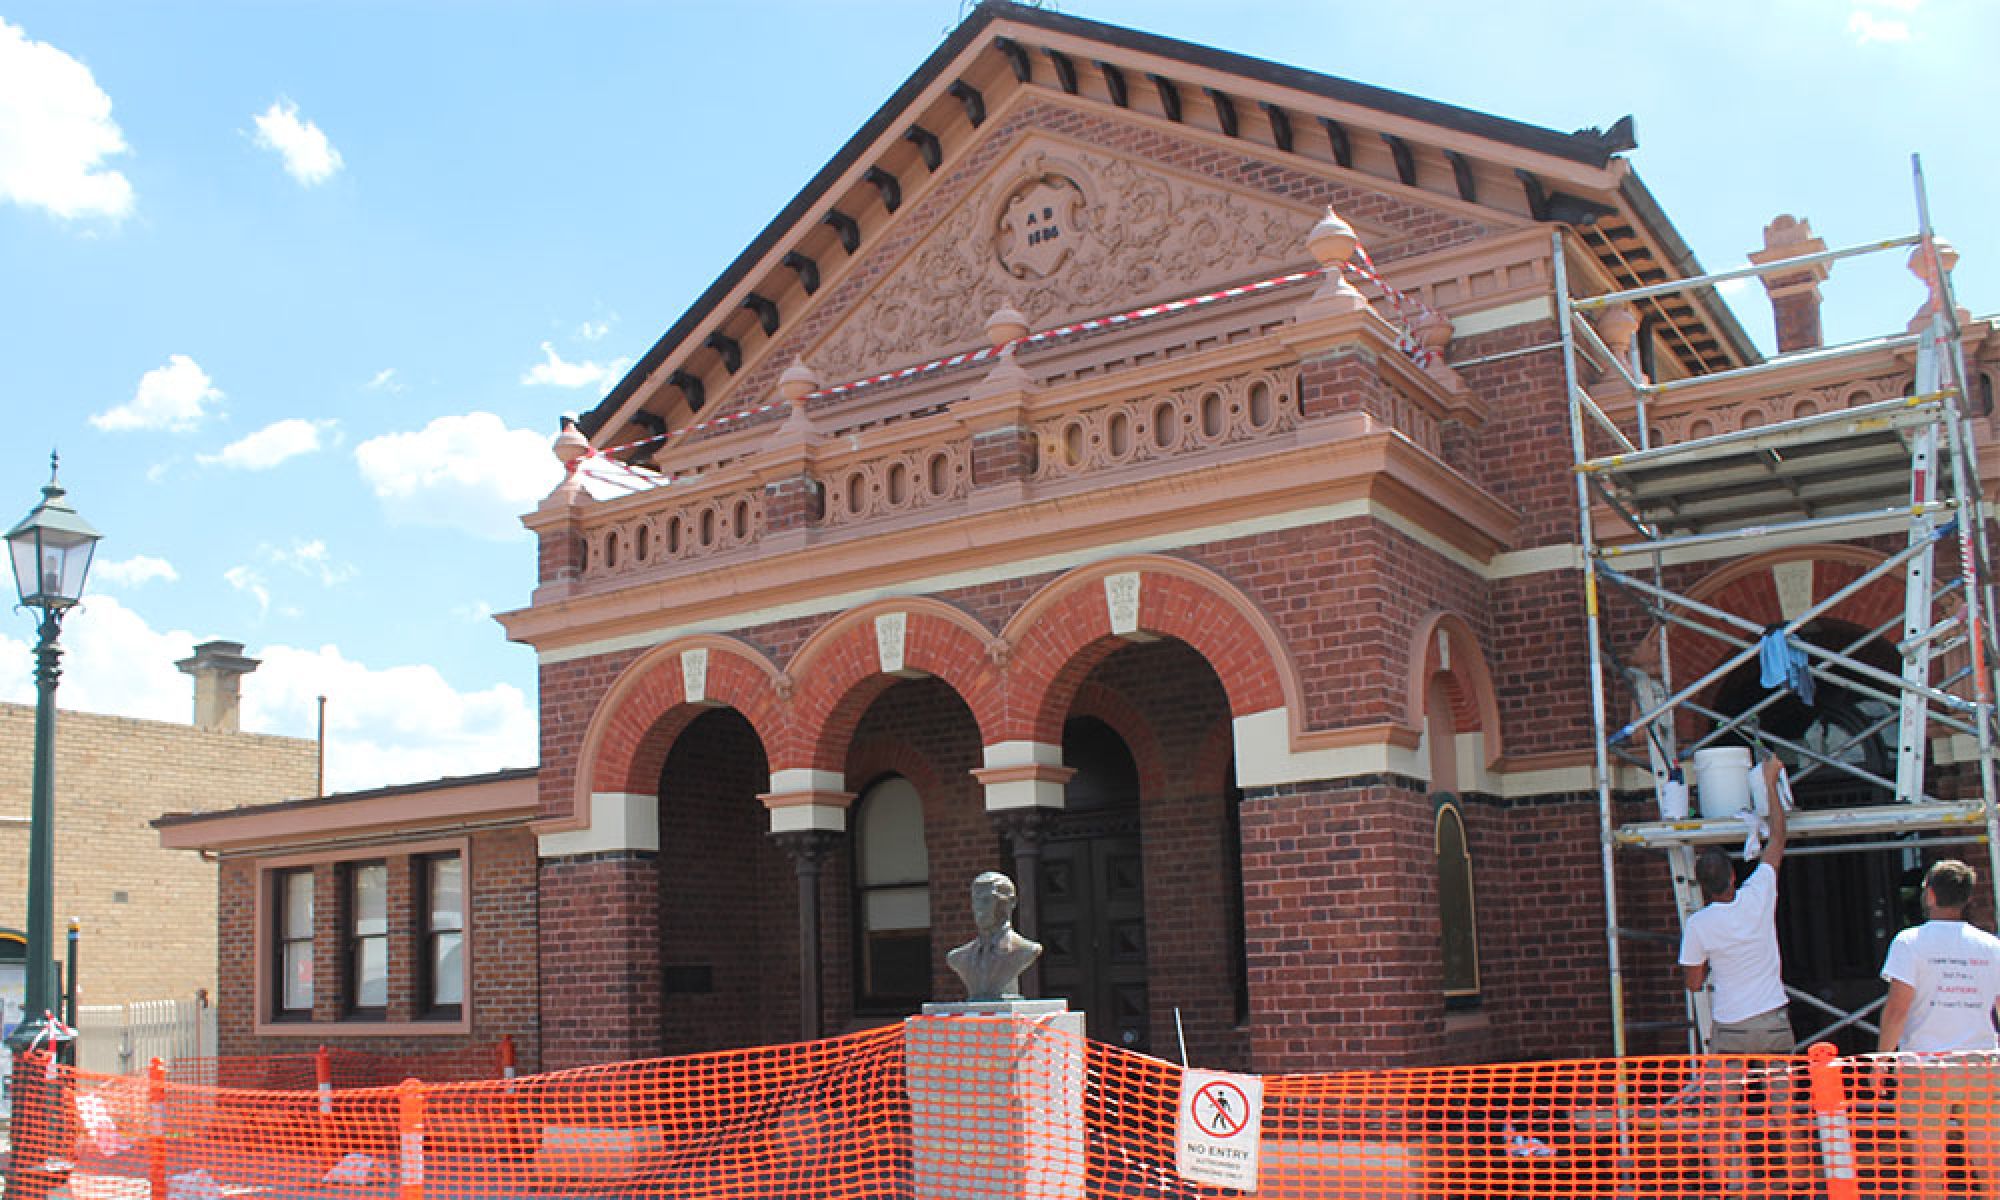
[538,792,659,858]
[769,804,848,834]
[770,768,845,794]
[1445,296,1553,339]
[983,779,1068,810]
[982,740,1064,769]
[1231,708,1427,789]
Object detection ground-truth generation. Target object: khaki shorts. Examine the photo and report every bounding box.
[1709,1006,1795,1055]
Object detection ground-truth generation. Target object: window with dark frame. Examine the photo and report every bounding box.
[420,853,465,1018]
[1436,798,1482,1007]
[345,861,389,1016]
[852,777,931,1011]
[273,867,314,1020]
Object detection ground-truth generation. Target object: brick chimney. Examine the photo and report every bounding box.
[1749,214,1830,353]
[175,640,261,733]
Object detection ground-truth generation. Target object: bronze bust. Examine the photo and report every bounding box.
[946,871,1042,1001]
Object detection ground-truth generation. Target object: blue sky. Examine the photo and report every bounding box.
[2,0,1993,793]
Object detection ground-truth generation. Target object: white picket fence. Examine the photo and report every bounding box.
[75,997,215,1075]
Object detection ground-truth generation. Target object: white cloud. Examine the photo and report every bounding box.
[91,355,223,433]
[354,412,560,541]
[0,18,134,220]
[0,597,533,794]
[1848,8,1912,43]
[521,342,628,390]
[365,368,402,393]
[198,417,335,470]
[251,98,343,186]
[269,538,355,587]
[93,554,178,588]
[578,320,611,342]
[223,564,270,615]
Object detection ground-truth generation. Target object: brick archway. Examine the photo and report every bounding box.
[784,597,1004,773]
[1407,611,1502,765]
[1002,555,1294,746]
[1670,547,1904,708]
[576,635,787,810]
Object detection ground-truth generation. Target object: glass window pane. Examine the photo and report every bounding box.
[352,864,387,936]
[864,886,930,932]
[282,943,313,1011]
[432,932,464,1007]
[354,937,387,1009]
[856,779,928,885]
[283,871,313,938]
[429,857,463,932]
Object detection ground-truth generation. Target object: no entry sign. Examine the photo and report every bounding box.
[1176,1069,1263,1190]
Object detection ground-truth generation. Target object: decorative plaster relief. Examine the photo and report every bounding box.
[875,611,908,675]
[811,140,1323,384]
[1772,560,1815,623]
[819,441,971,529]
[579,484,766,583]
[1104,572,1142,637]
[681,647,708,704]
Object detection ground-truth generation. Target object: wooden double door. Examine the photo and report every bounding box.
[1037,816,1150,1052]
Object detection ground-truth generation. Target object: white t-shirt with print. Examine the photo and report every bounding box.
[1880,920,2000,1053]
[1679,861,1788,1024]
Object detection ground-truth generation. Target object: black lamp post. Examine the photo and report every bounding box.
[4,455,100,1107]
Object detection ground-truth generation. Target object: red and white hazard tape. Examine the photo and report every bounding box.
[578,243,1438,484]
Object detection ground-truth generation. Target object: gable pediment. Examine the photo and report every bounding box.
[803,132,1347,387]
[582,3,1752,452]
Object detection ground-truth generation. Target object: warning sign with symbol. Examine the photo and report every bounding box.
[1176,1068,1263,1190]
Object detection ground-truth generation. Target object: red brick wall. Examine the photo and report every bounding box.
[539,853,660,1071]
[215,826,540,1075]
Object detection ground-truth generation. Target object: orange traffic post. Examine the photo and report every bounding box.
[499,1035,517,1081]
[147,1057,168,1200]
[315,1044,333,1115]
[1806,1042,1858,1200]
[398,1077,426,1200]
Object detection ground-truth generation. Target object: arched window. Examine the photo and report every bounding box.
[853,776,930,1011]
[1435,797,1480,1007]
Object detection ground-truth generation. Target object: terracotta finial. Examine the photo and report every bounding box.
[1597,304,1640,357]
[778,358,821,405]
[985,304,1030,350]
[1907,238,1969,331]
[1749,214,1830,352]
[552,419,590,467]
[1306,206,1358,271]
[1299,207,1368,318]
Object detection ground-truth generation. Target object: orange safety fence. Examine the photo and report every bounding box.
[7,1021,1997,1200]
[155,1042,519,1090]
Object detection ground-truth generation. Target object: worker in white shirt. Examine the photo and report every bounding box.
[1679,754,1795,1053]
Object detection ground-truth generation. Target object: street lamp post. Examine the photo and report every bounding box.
[4,455,100,1189]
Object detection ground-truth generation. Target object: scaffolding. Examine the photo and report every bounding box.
[1559,157,2000,1057]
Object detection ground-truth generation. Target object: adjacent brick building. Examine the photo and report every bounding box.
[180,2,2000,1076]
[0,641,316,1007]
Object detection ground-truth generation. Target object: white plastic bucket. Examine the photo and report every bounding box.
[1694,747,1753,818]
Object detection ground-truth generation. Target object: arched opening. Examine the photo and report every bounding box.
[843,676,983,1020]
[656,707,786,1054]
[851,775,931,1013]
[1435,797,1480,1007]
[1709,620,1909,1052]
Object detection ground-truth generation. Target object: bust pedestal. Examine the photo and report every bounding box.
[906,999,1086,1200]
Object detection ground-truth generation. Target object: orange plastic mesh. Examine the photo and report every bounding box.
[8,1027,1996,1200]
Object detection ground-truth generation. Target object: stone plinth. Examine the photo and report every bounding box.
[907,1001,1087,1200]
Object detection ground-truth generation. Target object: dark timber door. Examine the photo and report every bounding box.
[1040,828,1149,1050]
[1037,717,1150,1050]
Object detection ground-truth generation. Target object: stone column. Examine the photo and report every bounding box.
[773,829,843,1041]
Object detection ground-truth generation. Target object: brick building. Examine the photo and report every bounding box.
[156,768,540,1073]
[0,641,316,1008]
[184,2,1999,1075]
